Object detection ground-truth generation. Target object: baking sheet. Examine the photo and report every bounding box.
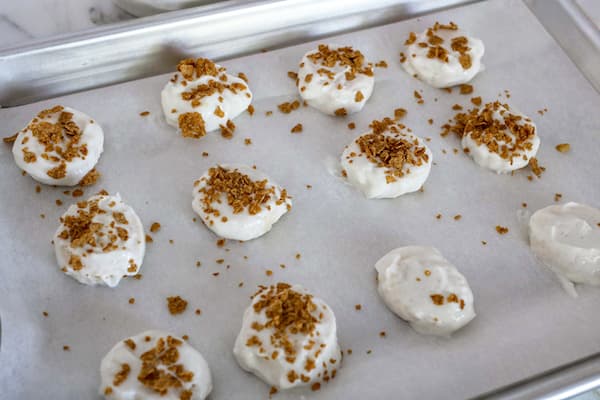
[2,0,600,398]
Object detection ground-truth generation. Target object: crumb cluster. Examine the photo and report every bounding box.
[404,22,472,69]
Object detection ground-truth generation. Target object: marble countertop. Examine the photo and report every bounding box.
[0,0,135,49]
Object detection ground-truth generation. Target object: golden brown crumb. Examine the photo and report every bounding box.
[128,297,135,304]
[529,157,545,178]
[35,185,41,193]
[394,108,407,120]
[471,96,482,106]
[40,214,45,219]
[355,304,362,311]
[104,387,113,395]
[555,143,570,153]
[413,90,424,105]
[311,382,321,391]
[334,108,347,116]
[522,202,527,208]
[72,188,84,198]
[150,222,161,233]
[145,234,153,243]
[460,84,473,94]
[265,111,273,116]
[139,111,150,117]
[42,311,49,317]
[238,72,249,83]
[291,123,303,133]
[78,168,100,186]
[554,193,562,202]
[278,100,300,114]
[295,253,301,260]
[265,270,273,277]
[202,151,209,157]
[178,112,206,139]
[287,71,298,80]
[454,214,462,220]
[375,60,388,68]
[220,119,235,139]
[247,104,255,116]
[436,213,442,219]
[167,296,188,315]
[3,133,17,144]
[348,122,356,130]
[195,309,202,315]
[63,345,70,351]
[216,238,226,247]
[379,331,386,338]
[495,225,509,234]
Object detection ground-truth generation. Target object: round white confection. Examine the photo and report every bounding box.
[340,126,432,199]
[233,284,341,390]
[375,246,475,336]
[402,25,484,88]
[54,193,145,287]
[461,103,539,173]
[12,106,104,186]
[100,330,212,400]
[192,164,291,241]
[529,202,600,294]
[297,44,374,115]
[161,60,252,134]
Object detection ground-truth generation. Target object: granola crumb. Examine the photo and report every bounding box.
[195,309,202,315]
[247,104,255,116]
[145,234,153,243]
[72,188,84,198]
[265,269,273,277]
[554,193,562,202]
[495,225,509,235]
[150,222,161,233]
[166,296,188,315]
[295,253,301,260]
[291,123,303,133]
[355,304,362,311]
[42,311,49,317]
[216,238,226,247]
[555,143,570,153]
[35,185,41,193]
[244,138,252,145]
[460,84,473,94]
[348,122,356,130]
[278,100,300,114]
[63,345,70,351]
[128,297,135,304]
[454,214,462,220]
[436,213,442,220]
[481,240,487,245]
[78,168,100,186]
[202,151,209,157]
[139,111,150,117]
[394,108,407,120]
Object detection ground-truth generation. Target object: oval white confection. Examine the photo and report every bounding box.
[161,58,252,135]
[529,202,600,294]
[375,246,475,336]
[401,22,484,88]
[192,164,291,241]
[297,44,374,116]
[340,119,432,199]
[11,105,104,186]
[100,330,212,400]
[54,193,145,287]
[233,283,341,390]
[461,102,539,173]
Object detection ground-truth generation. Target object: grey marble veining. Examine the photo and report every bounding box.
[0,0,135,49]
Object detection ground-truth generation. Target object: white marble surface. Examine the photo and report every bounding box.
[0,0,135,49]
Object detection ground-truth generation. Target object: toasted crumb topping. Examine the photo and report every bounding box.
[350,118,429,182]
[78,168,100,186]
[404,22,473,69]
[460,84,473,94]
[307,44,373,79]
[495,225,509,234]
[291,123,303,133]
[249,283,319,362]
[431,293,465,309]
[167,296,188,315]
[137,335,195,396]
[139,111,150,117]
[278,100,300,114]
[177,58,218,81]
[555,143,570,153]
[441,101,537,164]
[19,106,91,180]
[178,112,206,139]
[150,222,161,233]
[57,195,132,263]
[196,166,289,218]
[394,108,407,120]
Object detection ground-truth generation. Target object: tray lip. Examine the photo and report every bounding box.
[2,1,600,399]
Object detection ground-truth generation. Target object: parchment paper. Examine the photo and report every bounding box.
[2,0,600,398]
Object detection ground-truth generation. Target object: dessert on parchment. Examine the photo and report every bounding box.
[192,165,291,241]
[296,44,374,116]
[161,58,252,139]
[341,117,432,199]
[100,330,212,400]
[233,283,341,392]
[529,202,600,297]
[53,192,145,287]
[375,246,475,336]
[401,22,484,88]
[8,105,103,186]
[442,101,541,174]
